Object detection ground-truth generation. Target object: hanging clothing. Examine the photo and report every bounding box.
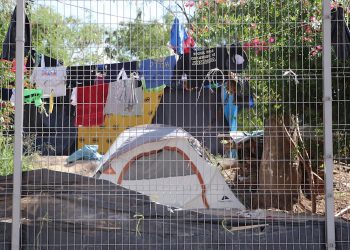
[23,93,77,156]
[222,89,238,132]
[139,56,177,89]
[104,70,143,116]
[11,89,43,107]
[174,45,249,88]
[66,61,138,87]
[30,57,67,98]
[152,87,229,155]
[1,88,13,101]
[70,87,77,106]
[331,6,350,61]
[174,47,229,88]
[66,65,97,87]
[170,17,188,55]
[183,35,196,54]
[75,83,109,127]
[101,61,138,83]
[1,5,31,61]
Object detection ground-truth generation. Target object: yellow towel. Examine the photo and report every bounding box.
[78,89,164,154]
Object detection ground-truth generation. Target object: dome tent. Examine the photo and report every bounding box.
[94,125,245,210]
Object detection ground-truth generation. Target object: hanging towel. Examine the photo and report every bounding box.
[30,56,67,98]
[75,83,109,126]
[104,69,143,116]
[139,56,177,89]
[170,17,188,55]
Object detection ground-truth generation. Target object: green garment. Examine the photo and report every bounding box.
[24,89,43,107]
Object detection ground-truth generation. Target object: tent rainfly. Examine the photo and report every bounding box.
[94,125,245,210]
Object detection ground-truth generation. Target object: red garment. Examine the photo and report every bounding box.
[183,36,196,54]
[75,83,109,126]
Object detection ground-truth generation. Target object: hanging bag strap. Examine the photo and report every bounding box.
[40,55,46,68]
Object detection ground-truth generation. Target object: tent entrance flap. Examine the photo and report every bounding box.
[118,146,209,209]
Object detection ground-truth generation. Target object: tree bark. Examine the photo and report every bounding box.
[259,115,301,210]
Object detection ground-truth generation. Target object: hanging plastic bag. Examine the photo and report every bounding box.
[104,68,143,116]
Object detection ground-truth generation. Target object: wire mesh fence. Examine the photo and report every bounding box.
[0,0,349,249]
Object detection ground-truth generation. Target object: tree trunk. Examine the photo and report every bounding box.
[259,115,301,210]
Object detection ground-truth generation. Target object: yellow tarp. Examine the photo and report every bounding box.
[78,89,164,154]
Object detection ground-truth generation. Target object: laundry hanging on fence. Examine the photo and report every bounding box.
[139,55,177,89]
[23,94,77,156]
[67,61,138,87]
[0,88,13,101]
[104,69,143,116]
[99,61,138,83]
[170,17,188,55]
[152,87,229,155]
[174,47,228,88]
[78,88,164,154]
[30,56,67,98]
[173,45,248,88]
[75,83,109,127]
[183,34,196,54]
[222,78,255,129]
[1,5,31,61]
[10,89,43,107]
[331,6,350,61]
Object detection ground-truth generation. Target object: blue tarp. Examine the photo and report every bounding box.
[66,145,102,163]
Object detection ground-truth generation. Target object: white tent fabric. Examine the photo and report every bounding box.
[95,125,245,210]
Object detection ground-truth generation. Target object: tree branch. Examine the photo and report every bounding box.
[175,2,190,25]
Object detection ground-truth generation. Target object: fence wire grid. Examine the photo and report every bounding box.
[0,0,349,249]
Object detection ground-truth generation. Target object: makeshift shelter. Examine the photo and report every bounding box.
[94,125,245,210]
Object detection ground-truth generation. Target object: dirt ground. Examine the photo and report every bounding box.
[222,161,350,220]
[34,156,100,177]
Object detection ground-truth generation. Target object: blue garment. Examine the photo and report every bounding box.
[223,88,238,132]
[66,145,102,163]
[139,56,177,89]
[170,17,188,55]
[223,87,238,159]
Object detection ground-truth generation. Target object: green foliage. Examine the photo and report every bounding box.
[30,5,105,65]
[192,0,324,132]
[0,0,15,56]
[0,59,15,88]
[0,133,38,176]
[105,11,173,61]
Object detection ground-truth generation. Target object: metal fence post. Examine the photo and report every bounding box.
[11,0,25,249]
[322,1,336,249]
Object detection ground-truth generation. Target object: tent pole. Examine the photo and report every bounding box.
[11,0,25,249]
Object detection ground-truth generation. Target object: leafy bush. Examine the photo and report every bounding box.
[0,133,38,176]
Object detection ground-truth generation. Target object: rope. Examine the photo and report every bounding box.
[196,68,225,102]
[133,213,144,237]
[221,219,233,234]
